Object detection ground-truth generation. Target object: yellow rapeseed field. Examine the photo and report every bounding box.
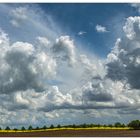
[0,127,131,133]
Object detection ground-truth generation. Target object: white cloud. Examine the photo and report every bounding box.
[52,35,76,66]
[45,112,59,119]
[36,36,50,46]
[95,24,108,33]
[0,28,9,46]
[0,4,140,128]
[0,28,117,125]
[10,7,28,27]
[131,3,140,14]
[14,92,30,107]
[78,31,87,36]
[104,16,140,117]
[106,16,140,90]
[0,27,108,127]
[123,16,140,40]
[0,29,57,94]
[11,7,27,20]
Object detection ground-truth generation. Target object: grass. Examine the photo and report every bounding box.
[0,127,131,133]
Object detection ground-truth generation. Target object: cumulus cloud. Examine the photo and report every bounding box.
[95,24,108,33]
[1,4,140,127]
[0,27,121,117]
[0,27,110,120]
[52,36,76,66]
[106,16,140,90]
[83,82,113,102]
[0,29,56,94]
[0,23,133,126]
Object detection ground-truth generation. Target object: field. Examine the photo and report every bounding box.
[0,128,140,137]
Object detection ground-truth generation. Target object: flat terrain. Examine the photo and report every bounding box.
[0,129,140,137]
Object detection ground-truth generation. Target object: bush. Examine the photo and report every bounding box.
[128,120,140,130]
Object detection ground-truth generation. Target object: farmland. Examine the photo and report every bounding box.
[0,127,140,137]
[0,120,140,137]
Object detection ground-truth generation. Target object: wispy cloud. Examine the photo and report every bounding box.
[78,31,87,36]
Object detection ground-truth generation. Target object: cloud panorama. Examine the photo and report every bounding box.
[0,4,139,128]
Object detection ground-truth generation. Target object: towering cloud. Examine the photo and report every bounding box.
[106,17,140,89]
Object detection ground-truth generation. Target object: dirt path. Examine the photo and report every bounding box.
[0,129,140,137]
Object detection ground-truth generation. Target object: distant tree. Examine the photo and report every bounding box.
[114,122,122,127]
[14,128,18,131]
[68,125,72,128]
[5,126,10,130]
[63,125,68,128]
[92,124,95,127]
[77,124,81,128]
[21,126,26,130]
[0,127,1,130]
[72,124,76,128]
[28,125,33,130]
[128,120,140,130]
[121,124,125,128]
[57,124,61,128]
[97,124,101,127]
[50,124,54,129]
[91,124,95,127]
[35,126,39,130]
[43,125,47,129]
[94,124,98,127]
[88,124,93,127]
[82,123,87,128]
[108,124,113,127]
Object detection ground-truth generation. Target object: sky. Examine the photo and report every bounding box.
[0,3,140,128]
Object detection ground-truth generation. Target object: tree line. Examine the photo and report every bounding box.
[2,120,140,130]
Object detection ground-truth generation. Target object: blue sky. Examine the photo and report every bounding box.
[0,3,138,57]
[0,3,140,128]
[39,3,139,57]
